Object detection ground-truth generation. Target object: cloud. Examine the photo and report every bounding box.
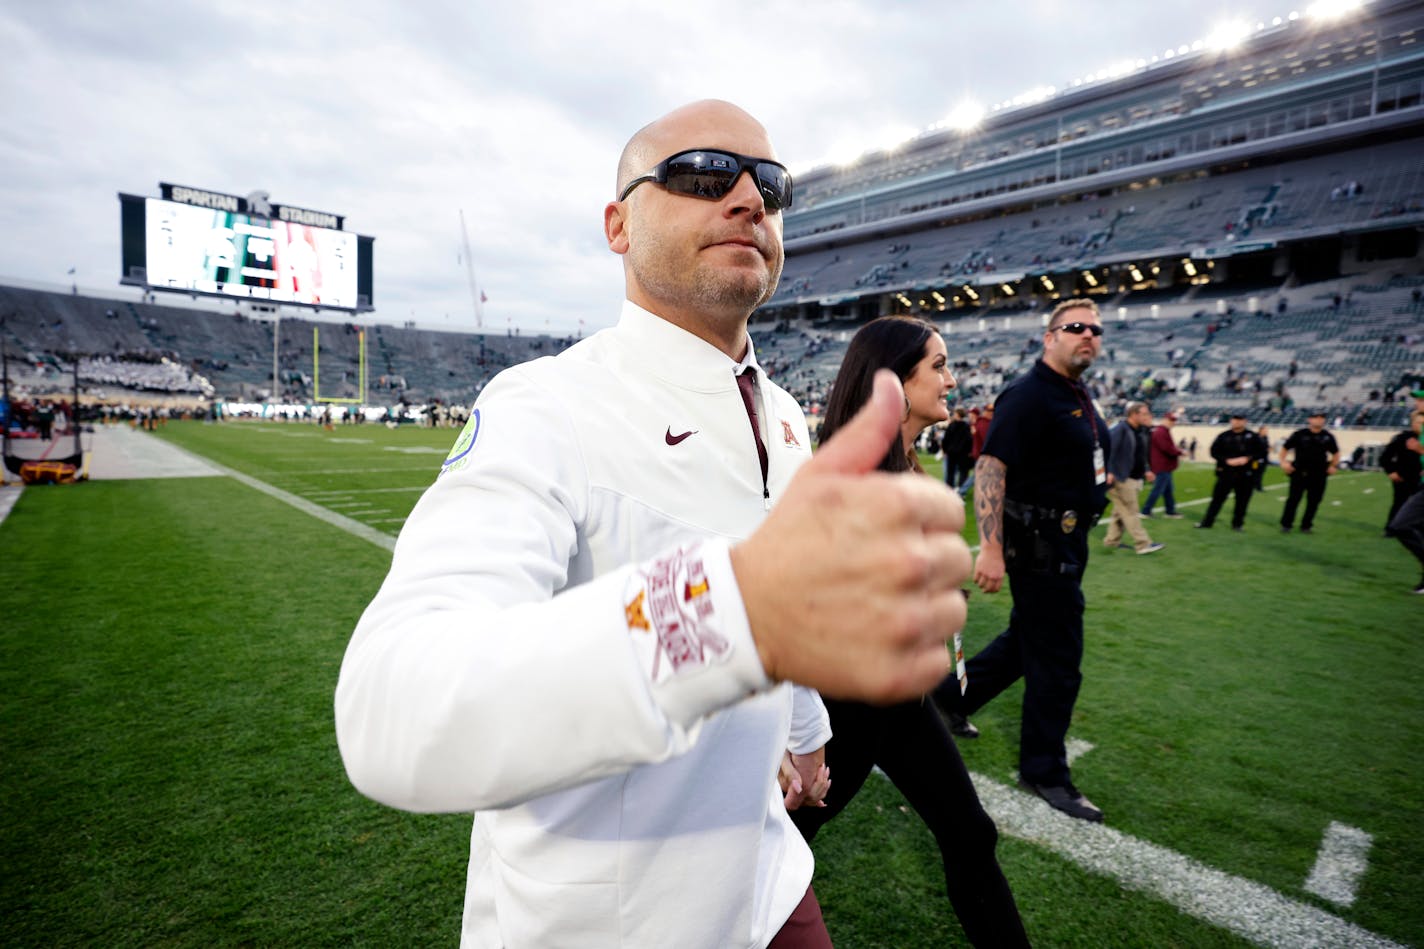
[0,0,1284,334]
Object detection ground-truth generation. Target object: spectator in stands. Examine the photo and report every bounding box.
[1279,412,1341,534]
[933,298,1112,822]
[790,316,1029,947]
[335,99,973,949]
[1103,402,1164,555]
[1196,414,1269,531]
[1141,412,1185,519]
[1381,410,1424,535]
[941,406,973,492]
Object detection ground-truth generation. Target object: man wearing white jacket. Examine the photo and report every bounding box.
[335,100,972,948]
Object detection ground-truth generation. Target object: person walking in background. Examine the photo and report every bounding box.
[1380,410,1423,535]
[1196,413,1268,532]
[941,406,973,492]
[1140,411,1184,518]
[1254,424,1272,491]
[1103,401,1164,554]
[335,99,974,949]
[956,404,993,497]
[933,298,1112,823]
[34,401,55,440]
[791,316,1030,948]
[1279,411,1340,534]
[1386,413,1424,595]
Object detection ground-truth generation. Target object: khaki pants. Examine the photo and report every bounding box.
[1103,478,1153,551]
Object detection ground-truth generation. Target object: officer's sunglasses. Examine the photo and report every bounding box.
[1049,321,1104,337]
[618,148,794,210]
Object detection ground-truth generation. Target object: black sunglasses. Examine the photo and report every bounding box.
[1049,321,1104,337]
[618,148,793,210]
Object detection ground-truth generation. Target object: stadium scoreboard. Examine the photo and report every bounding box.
[118,183,374,312]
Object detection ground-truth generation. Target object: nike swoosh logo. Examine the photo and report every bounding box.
[665,428,697,445]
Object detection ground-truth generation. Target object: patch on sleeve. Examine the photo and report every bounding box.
[624,544,730,685]
[439,408,481,476]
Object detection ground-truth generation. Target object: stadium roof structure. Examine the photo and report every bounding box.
[771,0,1424,315]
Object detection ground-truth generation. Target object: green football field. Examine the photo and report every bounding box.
[1,419,1419,947]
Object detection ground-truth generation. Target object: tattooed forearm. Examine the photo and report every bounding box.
[975,455,1006,551]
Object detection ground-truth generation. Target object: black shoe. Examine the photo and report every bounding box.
[1018,779,1104,822]
[1301,527,1313,534]
[1232,526,1245,532]
[1281,525,1291,533]
[947,712,979,739]
[1194,522,1212,529]
[1413,578,1424,595]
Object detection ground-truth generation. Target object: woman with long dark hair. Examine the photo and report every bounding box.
[791,316,1029,947]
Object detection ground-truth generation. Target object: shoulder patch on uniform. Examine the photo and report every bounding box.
[440,408,481,475]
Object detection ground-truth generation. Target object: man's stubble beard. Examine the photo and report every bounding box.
[1065,350,1096,379]
[631,227,783,319]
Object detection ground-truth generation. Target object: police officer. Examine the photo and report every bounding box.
[1279,411,1340,533]
[1196,413,1269,531]
[933,297,1111,822]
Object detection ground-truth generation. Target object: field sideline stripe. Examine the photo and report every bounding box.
[160,441,396,552]
[968,773,1402,948]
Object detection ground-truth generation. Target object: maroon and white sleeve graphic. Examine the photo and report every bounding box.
[625,543,731,687]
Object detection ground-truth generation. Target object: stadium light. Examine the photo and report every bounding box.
[1041,276,1056,291]
[943,101,986,131]
[1307,0,1364,19]
[1206,19,1253,50]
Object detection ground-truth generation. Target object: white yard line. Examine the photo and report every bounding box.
[159,441,396,553]
[302,485,428,497]
[1304,822,1373,907]
[971,774,1399,949]
[1065,737,1094,765]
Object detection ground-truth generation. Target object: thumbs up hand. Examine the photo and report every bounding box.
[730,371,971,704]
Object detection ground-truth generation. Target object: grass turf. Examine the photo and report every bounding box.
[1,420,1419,947]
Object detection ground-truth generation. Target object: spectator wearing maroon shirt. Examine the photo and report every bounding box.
[957,404,994,497]
[1140,412,1185,518]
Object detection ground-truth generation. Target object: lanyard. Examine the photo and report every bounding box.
[1055,371,1100,451]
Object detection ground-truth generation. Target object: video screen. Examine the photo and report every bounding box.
[143,198,359,308]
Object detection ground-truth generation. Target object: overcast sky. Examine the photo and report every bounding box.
[1,0,1303,335]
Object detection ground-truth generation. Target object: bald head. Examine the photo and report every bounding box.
[604,100,785,359]
[616,99,775,198]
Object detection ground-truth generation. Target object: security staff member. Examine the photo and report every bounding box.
[1279,411,1340,533]
[933,298,1111,822]
[1196,413,1269,531]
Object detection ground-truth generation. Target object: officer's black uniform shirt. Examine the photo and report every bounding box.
[1283,427,1339,474]
[982,359,1110,518]
[1210,428,1267,475]
[942,419,972,456]
[1381,429,1423,485]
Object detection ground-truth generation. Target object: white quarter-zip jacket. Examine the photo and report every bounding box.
[336,301,830,948]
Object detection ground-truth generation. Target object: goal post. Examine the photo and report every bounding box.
[312,325,365,405]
